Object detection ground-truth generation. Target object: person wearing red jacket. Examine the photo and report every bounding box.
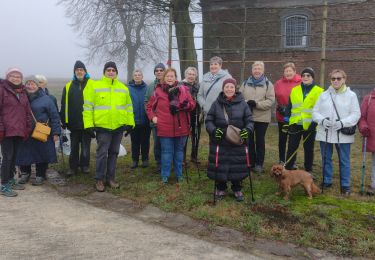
[146,68,195,184]
[0,68,33,197]
[274,62,301,164]
[358,88,375,195]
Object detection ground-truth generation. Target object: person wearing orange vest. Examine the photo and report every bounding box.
[283,67,323,177]
[60,61,95,176]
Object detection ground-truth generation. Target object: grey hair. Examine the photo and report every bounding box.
[133,69,143,76]
[184,67,198,78]
[209,56,223,65]
[35,74,47,84]
[252,61,265,69]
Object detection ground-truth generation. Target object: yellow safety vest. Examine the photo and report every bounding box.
[83,76,135,130]
[289,84,323,130]
[64,79,95,123]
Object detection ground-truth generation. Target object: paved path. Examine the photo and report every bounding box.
[0,185,263,260]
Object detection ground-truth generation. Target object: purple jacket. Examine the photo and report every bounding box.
[0,80,32,139]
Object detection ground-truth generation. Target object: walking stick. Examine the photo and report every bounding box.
[336,129,343,194]
[321,129,328,193]
[360,137,367,195]
[245,145,255,203]
[213,144,219,205]
[59,131,66,174]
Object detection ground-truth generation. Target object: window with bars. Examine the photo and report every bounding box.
[284,15,308,48]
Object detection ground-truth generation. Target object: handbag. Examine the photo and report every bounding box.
[223,106,243,145]
[330,93,356,135]
[31,111,51,142]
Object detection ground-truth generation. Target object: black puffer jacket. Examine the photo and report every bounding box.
[205,92,254,182]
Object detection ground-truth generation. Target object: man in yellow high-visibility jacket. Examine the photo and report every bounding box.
[83,61,135,192]
[283,68,323,177]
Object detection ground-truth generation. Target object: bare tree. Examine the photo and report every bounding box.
[58,0,168,80]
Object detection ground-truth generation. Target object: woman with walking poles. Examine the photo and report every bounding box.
[313,69,360,196]
[205,78,254,202]
[358,86,375,195]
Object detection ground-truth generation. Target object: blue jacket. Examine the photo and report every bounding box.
[16,88,61,166]
[128,80,148,125]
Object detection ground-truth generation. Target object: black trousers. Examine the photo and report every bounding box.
[285,124,316,172]
[183,109,201,161]
[69,130,92,170]
[217,181,241,192]
[278,122,288,163]
[1,137,21,184]
[248,122,269,167]
[20,163,48,178]
[130,124,151,162]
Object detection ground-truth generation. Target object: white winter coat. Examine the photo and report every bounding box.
[312,86,360,144]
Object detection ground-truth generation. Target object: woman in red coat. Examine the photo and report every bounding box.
[146,68,195,184]
[274,62,301,164]
[358,88,375,195]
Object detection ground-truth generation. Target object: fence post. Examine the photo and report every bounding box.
[320,0,328,88]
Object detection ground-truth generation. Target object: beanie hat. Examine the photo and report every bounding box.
[74,60,87,73]
[154,63,166,73]
[24,75,40,86]
[5,67,23,80]
[103,61,118,74]
[222,78,238,89]
[301,67,315,79]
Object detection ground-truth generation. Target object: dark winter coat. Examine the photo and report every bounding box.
[128,80,148,125]
[359,88,375,152]
[146,82,196,137]
[44,87,59,111]
[205,92,254,182]
[0,80,32,139]
[16,88,61,166]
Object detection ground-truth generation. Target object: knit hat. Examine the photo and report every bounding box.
[222,78,238,89]
[74,60,87,73]
[5,67,23,80]
[301,67,315,79]
[24,75,40,86]
[103,61,118,74]
[154,63,166,73]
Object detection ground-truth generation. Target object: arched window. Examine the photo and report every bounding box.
[284,15,308,48]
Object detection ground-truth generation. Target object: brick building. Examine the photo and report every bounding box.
[201,0,375,98]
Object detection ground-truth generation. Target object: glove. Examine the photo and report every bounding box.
[214,128,224,142]
[281,124,289,134]
[307,122,317,133]
[277,106,287,116]
[240,128,249,140]
[361,127,371,137]
[247,100,256,108]
[169,104,179,115]
[180,99,189,110]
[332,120,343,131]
[62,135,69,143]
[124,125,133,137]
[0,131,4,142]
[321,118,333,129]
[168,87,180,100]
[85,127,96,138]
[283,116,289,123]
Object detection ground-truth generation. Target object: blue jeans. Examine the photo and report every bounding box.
[159,136,187,180]
[320,142,351,190]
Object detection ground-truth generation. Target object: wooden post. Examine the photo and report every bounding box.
[320,0,328,88]
[168,3,173,68]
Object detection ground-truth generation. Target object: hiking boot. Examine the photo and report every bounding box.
[106,180,120,189]
[130,161,138,169]
[341,187,351,197]
[161,177,168,184]
[95,180,105,192]
[1,183,18,197]
[254,165,263,174]
[81,166,90,174]
[321,182,332,188]
[214,190,226,200]
[9,178,25,190]
[141,160,149,168]
[176,176,184,183]
[234,191,245,202]
[66,168,77,177]
[291,164,298,170]
[32,176,44,186]
[18,173,31,184]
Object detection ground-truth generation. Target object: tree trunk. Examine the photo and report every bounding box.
[127,47,136,82]
[172,0,198,79]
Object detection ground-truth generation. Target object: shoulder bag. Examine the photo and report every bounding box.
[330,93,356,135]
[223,105,243,145]
[31,111,51,142]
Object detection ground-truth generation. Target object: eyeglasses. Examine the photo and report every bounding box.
[301,74,312,78]
[331,77,343,81]
[105,69,116,72]
[155,69,164,72]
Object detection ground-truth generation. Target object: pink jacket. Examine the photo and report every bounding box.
[358,89,375,152]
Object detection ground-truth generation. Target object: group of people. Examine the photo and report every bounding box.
[1,56,375,200]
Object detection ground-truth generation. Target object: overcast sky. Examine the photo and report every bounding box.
[0,0,202,81]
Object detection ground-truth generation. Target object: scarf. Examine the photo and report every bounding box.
[335,84,347,93]
[209,73,218,82]
[301,82,315,100]
[247,75,265,86]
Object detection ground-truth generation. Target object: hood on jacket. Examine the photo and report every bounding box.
[281,74,301,83]
[217,91,245,105]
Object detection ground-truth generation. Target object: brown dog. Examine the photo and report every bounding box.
[270,164,320,200]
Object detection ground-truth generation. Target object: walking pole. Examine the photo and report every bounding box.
[245,145,255,203]
[59,132,66,175]
[336,129,343,194]
[321,129,328,193]
[213,144,219,205]
[360,137,368,195]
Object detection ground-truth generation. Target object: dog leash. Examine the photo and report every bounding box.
[283,132,312,167]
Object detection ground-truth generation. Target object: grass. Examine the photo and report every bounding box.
[47,82,374,257]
